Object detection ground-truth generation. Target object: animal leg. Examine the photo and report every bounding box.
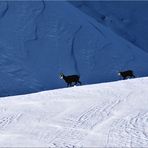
[78,81,82,85]
[74,82,77,85]
[123,77,126,80]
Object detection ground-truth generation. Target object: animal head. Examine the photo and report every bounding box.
[118,72,121,76]
[59,73,64,79]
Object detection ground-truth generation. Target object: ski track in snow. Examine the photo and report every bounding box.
[107,112,148,147]
[35,95,123,146]
[74,100,120,129]
[0,112,22,130]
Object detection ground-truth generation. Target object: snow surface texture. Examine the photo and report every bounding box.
[0,77,148,147]
[0,1,148,96]
[70,1,148,52]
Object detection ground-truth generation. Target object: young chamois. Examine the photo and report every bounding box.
[60,73,82,87]
[118,70,135,80]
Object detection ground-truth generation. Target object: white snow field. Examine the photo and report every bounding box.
[0,77,148,147]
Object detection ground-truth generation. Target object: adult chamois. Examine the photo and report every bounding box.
[118,70,135,80]
[60,73,82,87]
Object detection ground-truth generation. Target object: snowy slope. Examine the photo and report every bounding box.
[1,1,148,96]
[70,1,148,52]
[0,77,148,147]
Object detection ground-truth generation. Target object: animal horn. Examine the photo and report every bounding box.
[59,73,64,79]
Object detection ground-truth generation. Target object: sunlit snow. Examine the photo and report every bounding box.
[0,78,148,147]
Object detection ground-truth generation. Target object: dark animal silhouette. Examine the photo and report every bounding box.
[60,73,82,87]
[118,70,135,80]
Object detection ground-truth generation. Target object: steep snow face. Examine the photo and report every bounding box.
[0,77,148,147]
[0,1,45,96]
[70,1,148,52]
[0,1,148,96]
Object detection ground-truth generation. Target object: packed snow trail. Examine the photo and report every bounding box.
[107,112,148,147]
[0,77,148,147]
